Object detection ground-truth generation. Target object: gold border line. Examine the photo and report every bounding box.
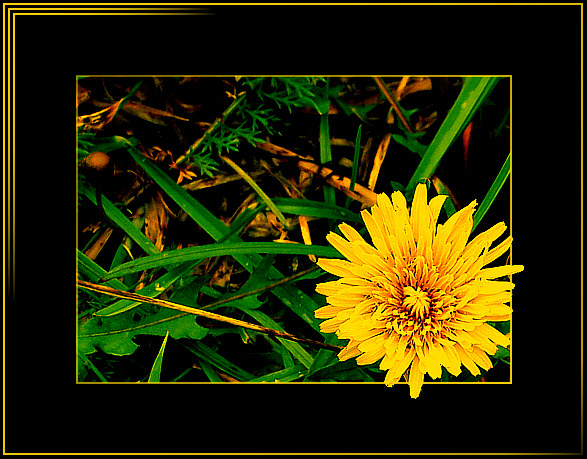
[580,3,584,454]
[3,1,583,456]
[2,4,7,457]
[6,2,581,5]
[510,77,514,385]
[3,2,585,7]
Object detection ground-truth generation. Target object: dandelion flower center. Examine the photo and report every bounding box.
[315,183,524,398]
[402,286,430,320]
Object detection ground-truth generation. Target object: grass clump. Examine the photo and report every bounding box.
[77,76,513,386]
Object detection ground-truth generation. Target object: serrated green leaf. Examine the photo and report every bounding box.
[78,304,208,356]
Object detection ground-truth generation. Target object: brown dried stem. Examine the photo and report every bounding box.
[77,269,342,353]
[373,77,414,134]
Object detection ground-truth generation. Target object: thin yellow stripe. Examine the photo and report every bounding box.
[2,5,7,455]
[14,12,212,15]
[6,2,584,5]
[510,76,514,384]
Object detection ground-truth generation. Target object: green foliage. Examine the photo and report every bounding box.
[405,77,502,198]
[242,76,330,114]
[472,153,511,232]
[148,331,169,382]
[77,76,513,385]
[78,303,208,356]
[184,77,335,171]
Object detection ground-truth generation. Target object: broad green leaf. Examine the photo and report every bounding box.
[78,304,208,356]
[148,331,169,382]
[168,275,210,308]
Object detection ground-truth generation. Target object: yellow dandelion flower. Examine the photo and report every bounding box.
[315,183,524,398]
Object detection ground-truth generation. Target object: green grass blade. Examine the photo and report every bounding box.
[272,197,361,223]
[431,178,458,219]
[247,364,306,382]
[95,261,199,317]
[472,153,511,233]
[77,250,128,290]
[220,155,289,229]
[183,341,253,381]
[147,331,169,382]
[319,112,336,206]
[103,242,342,280]
[78,354,108,382]
[218,203,267,243]
[123,140,231,241]
[242,309,314,369]
[123,140,324,330]
[198,358,224,382]
[345,124,363,208]
[79,182,160,256]
[406,77,501,198]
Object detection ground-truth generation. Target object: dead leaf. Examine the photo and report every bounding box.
[367,132,392,191]
[462,122,473,173]
[76,98,125,131]
[245,213,282,238]
[431,175,461,210]
[298,214,316,262]
[182,171,264,191]
[359,137,373,182]
[210,258,234,288]
[84,227,114,261]
[77,86,90,108]
[121,100,190,125]
[144,191,171,251]
[297,160,377,208]
[396,77,410,99]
